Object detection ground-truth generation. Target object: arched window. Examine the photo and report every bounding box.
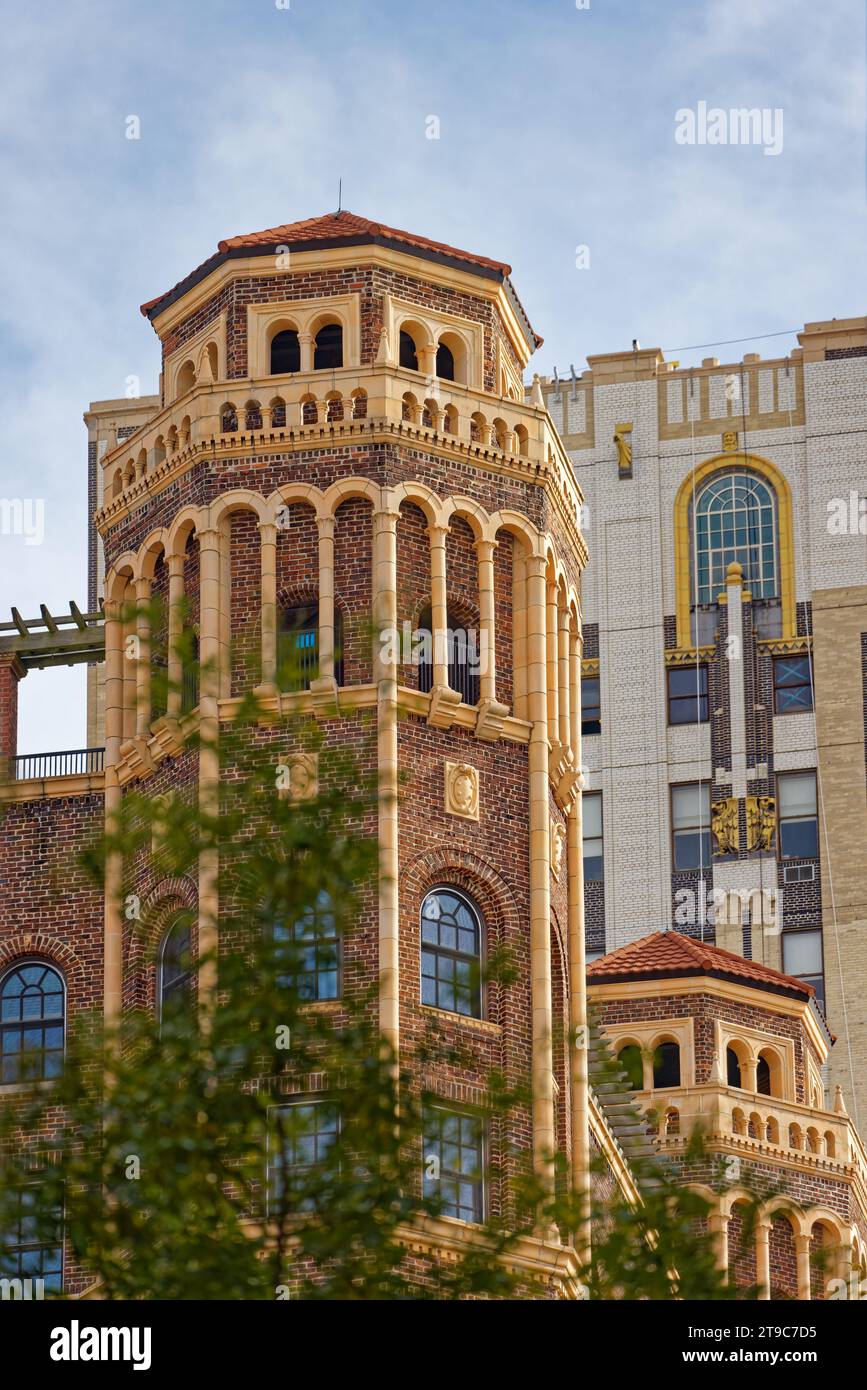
[159,916,193,1020]
[727,1046,742,1088]
[436,341,455,381]
[617,1044,644,1091]
[653,1040,681,1088]
[176,359,196,397]
[415,604,480,706]
[270,329,300,375]
[420,888,483,1019]
[277,603,344,691]
[693,471,777,605]
[181,630,200,714]
[756,1054,772,1096]
[271,889,340,1001]
[0,962,65,1084]
[399,330,419,372]
[313,324,343,370]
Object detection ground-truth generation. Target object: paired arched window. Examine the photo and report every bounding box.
[277,603,344,691]
[436,342,455,381]
[415,604,480,706]
[616,1044,644,1091]
[420,888,483,1018]
[271,889,340,1001]
[270,329,301,375]
[399,330,419,372]
[727,1046,742,1088]
[693,470,778,604]
[0,962,65,1084]
[313,324,343,370]
[159,916,193,1020]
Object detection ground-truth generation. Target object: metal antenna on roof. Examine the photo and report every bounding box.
[337,179,342,213]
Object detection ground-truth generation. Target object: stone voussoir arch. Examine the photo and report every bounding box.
[0,933,89,996]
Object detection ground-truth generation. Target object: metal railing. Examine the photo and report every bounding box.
[13,748,105,780]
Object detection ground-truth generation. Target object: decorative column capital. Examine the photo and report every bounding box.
[474,537,497,559]
[316,514,336,539]
[167,552,185,578]
[257,521,278,544]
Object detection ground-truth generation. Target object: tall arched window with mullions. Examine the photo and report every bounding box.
[693,471,778,605]
[0,962,65,1084]
[420,887,483,1019]
[159,915,193,1022]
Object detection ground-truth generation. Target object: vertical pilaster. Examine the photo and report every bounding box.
[558,600,571,753]
[315,515,336,687]
[373,507,400,1060]
[197,527,222,1008]
[512,550,527,720]
[545,577,559,747]
[166,553,185,719]
[526,554,556,1192]
[134,576,151,738]
[475,537,497,705]
[428,524,450,691]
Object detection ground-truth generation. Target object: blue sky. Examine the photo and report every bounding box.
[1,0,864,752]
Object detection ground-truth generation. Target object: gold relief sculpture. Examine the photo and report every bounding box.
[711,796,739,855]
[445,761,479,821]
[722,430,739,453]
[277,751,319,803]
[745,795,776,851]
[614,422,633,474]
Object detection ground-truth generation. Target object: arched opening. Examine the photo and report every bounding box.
[756,1055,771,1096]
[159,914,193,1023]
[313,323,343,370]
[756,1048,781,1098]
[270,328,301,375]
[436,341,455,381]
[416,602,480,706]
[420,886,483,1019]
[652,1040,681,1088]
[399,329,419,372]
[277,603,344,692]
[727,1046,743,1088]
[176,359,196,397]
[617,1044,644,1091]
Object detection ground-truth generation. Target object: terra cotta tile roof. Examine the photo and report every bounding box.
[586,931,814,1000]
[140,210,520,319]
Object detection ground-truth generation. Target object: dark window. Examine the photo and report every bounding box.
[268,1102,340,1213]
[653,1041,681,1088]
[581,676,601,735]
[159,916,193,1021]
[399,331,419,371]
[270,330,300,376]
[756,1056,771,1096]
[272,890,340,1001]
[420,888,482,1018]
[313,324,343,370]
[583,793,603,882]
[0,1187,63,1294]
[0,963,64,1085]
[782,929,825,1013]
[617,1045,644,1090]
[777,772,818,859]
[416,605,480,706]
[277,604,344,692]
[182,631,199,714]
[671,783,711,871]
[422,1107,485,1223]
[667,665,709,724]
[436,342,455,380]
[726,1047,742,1088]
[774,656,813,714]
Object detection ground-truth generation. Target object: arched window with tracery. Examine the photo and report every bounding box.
[0,962,65,1084]
[693,471,778,605]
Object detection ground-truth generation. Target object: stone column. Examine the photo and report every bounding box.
[256,521,278,696]
[197,527,222,1009]
[122,598,136,742]
[569,621,581,766]
[166,554,185,719]
[475,537,497,705]
[512,550,527,721]
[795,1232,811,1300]
[558,600,571,753]
[299,331,314,373]
[756,1219,771,1299]
[373,508,400,1061]
[526,553,556,1192]
[428,524,450,691]
[708,1210,730,1274]
[567,796,590,1261]
[545,577,559,747]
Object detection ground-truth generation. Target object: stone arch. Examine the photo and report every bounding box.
[125,874,198,1016]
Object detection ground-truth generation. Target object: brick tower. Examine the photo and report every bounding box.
[91,211,589,1291]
